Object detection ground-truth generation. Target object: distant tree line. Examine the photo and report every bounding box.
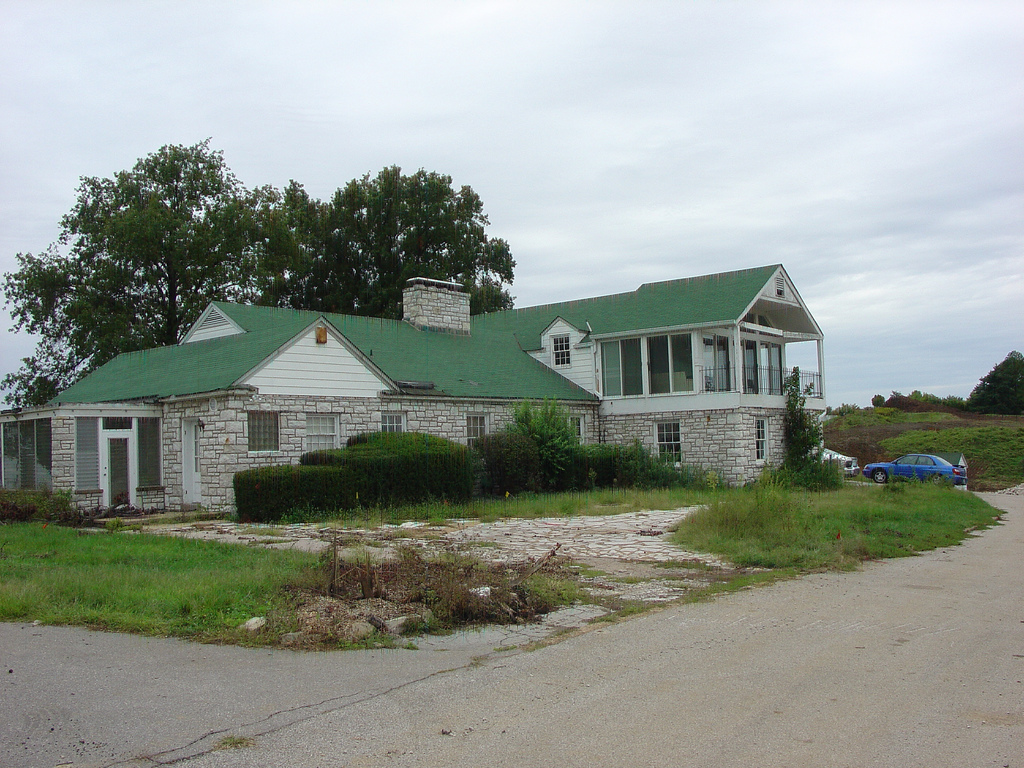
[2,141,515,407]
[868,350,1024,416]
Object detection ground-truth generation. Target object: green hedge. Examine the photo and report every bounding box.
[476,437,688,495]
[475,432,542,494]
[234,465,357,522]
[235,432,474,522]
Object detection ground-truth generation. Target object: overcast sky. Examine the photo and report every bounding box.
[1,1,1021,407]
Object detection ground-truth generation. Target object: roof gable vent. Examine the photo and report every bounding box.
[775,275,786,298]
[181,305,244,344]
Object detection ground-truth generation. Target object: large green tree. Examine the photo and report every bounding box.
[967,351,1024,415]
[2,140,267,406]
[4,150,516,408]
[265,167,515,316]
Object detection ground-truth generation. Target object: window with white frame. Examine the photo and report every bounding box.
[305,415,337,452]
[381,412,404,433]
[247,411,280,452]
[601,338,643,396]
[569,415,583,442]
[553,334,571,367]
[466,415,487,448]
[648,333,695,393]
[656,421,681,461]
[755,418,767,461]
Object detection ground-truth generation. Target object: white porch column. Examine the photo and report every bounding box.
[817,338,826,402]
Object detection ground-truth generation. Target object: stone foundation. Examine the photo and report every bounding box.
[600,406,785,485]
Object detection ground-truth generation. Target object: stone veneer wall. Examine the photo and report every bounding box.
[50,415,76,494]
[161,390,599,513]
[402,281,471,334]
[600,406,786,485]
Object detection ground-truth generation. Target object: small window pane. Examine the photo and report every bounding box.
[467,415,487,448]
[657,421,681,461]
[381,413,404,433]
[553,335,571,366]
[305,415,337,452]
[103,417,132,430]
[248,412,280,452]
[755,418,767,461]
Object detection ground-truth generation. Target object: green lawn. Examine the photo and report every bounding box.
[0,526,316,643]
[671,482,1000,570]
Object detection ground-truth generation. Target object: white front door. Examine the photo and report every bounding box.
[106,437,130,507]
[182,419,201,505]
[98,421,136,507]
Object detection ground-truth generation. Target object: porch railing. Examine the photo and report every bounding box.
[741,365,822,398]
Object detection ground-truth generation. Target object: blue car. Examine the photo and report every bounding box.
[862,454,967,485]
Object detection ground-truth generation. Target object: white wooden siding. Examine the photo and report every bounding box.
[241,326,387,397]
[530,319,598,394]
[759,268,800,307]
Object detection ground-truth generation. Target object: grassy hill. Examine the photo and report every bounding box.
[824,402,1024,491]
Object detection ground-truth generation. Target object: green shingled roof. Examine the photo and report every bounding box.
[474,264,780,350]
[50,265,780,405]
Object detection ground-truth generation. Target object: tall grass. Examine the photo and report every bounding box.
[0,526,316,641]
[672,483,1000,570]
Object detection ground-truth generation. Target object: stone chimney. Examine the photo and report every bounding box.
[402,277,471,335]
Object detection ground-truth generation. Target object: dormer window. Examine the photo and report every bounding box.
[553,334,571,366]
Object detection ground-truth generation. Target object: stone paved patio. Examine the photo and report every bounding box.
[149,507,725,605]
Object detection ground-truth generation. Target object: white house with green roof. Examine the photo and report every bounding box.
[0,265,824,512]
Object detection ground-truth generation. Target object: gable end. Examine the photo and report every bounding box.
[181,305,245,344]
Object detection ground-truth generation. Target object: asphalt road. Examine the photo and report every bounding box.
[2,492,1022,768]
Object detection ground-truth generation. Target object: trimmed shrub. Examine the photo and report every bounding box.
[234,465,357,523]
[343,433,474,506]
[475,432,541,495]
[240,432,474,522]
[569,443,621,489]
